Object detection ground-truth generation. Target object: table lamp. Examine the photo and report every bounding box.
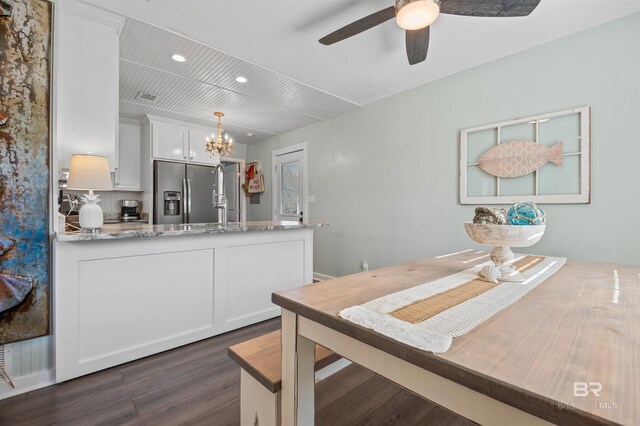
[66,154,112,232]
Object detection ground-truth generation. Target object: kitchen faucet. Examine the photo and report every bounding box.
[212,163,227,226]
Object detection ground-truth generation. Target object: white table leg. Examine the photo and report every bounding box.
[281,309,315,426]
[296,334,315,423]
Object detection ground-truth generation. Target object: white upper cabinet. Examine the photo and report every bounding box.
[147,116,221,165]
[115,120,143,191]
[55,1,124,171]
[151,122,187,161]
[188,129,217,165]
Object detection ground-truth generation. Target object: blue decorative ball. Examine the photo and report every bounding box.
[508,202,546,225]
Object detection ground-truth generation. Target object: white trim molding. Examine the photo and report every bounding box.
[0,369,55,400]
[272,143,308,222]
[57,0,125,34]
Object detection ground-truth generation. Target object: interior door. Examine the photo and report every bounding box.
[274,150,304,222]
[186,164,217,224]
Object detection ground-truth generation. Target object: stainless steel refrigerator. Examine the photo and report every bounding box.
[154,160,240,224]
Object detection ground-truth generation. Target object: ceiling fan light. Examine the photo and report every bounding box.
[396,0,440,31]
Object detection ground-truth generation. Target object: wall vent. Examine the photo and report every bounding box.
[135,92,158,102]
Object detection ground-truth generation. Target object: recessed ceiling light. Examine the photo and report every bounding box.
[171,54,186,63]
[235,76,248,83]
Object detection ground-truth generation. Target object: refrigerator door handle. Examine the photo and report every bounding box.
[187,178,192,222]
[182,178,188,223]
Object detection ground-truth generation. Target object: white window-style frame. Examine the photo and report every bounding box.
[459,106,590,205]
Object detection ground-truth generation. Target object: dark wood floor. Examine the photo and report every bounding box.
[0,318,472,425]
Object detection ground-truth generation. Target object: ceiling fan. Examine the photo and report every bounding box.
[319,0,542,65]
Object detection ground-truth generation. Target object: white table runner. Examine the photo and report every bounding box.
[339,255,566,353]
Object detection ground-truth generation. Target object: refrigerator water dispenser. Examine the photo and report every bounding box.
[163,191,181,216]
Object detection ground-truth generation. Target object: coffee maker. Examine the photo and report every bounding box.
[120,200,141,222]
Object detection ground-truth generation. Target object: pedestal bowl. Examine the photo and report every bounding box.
[464,222,546,282]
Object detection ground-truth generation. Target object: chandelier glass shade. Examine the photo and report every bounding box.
[205,112,234,158]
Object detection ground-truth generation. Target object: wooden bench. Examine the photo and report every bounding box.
[228,330,341,426]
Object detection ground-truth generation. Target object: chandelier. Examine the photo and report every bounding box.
[205,112,234,158]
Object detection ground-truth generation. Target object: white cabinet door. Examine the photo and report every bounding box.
[224,240,304,327]
[55,7,122,171]
[188,129,217,165]
[72,248,214,378]
[152,123,187,161]
[115,120,142,191]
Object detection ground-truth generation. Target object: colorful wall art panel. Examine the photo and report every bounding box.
[0,0,51,344]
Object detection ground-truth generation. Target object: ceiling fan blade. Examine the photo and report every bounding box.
[319,6,396,45]
[440,0,541,17]
[406,26,430,65]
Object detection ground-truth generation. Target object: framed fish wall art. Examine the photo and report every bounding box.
[459,106,590,204]
[0,0,51,345]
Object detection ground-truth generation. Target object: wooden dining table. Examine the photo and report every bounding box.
[272,249,639,425]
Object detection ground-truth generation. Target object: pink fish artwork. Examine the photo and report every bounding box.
[478,140,563,178]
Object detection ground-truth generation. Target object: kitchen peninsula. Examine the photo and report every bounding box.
[54,221,326,382]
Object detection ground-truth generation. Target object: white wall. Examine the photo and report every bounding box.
[248,13,640,276]
[232,142,248,161]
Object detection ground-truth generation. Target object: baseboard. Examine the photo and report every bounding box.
[313,272,335,282]
[0,369,55,400]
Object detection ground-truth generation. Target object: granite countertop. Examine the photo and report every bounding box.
[56,221,328,242]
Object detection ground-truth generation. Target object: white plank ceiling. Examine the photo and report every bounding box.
[119,18,360,144]
[108,0,640,145]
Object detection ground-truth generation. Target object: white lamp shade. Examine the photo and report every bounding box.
[66,154,113,191]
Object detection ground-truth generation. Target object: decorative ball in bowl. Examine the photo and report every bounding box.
[464,222,546,282]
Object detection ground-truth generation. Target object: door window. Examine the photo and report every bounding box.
[274,149,304,222]
[280,162,300,215]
